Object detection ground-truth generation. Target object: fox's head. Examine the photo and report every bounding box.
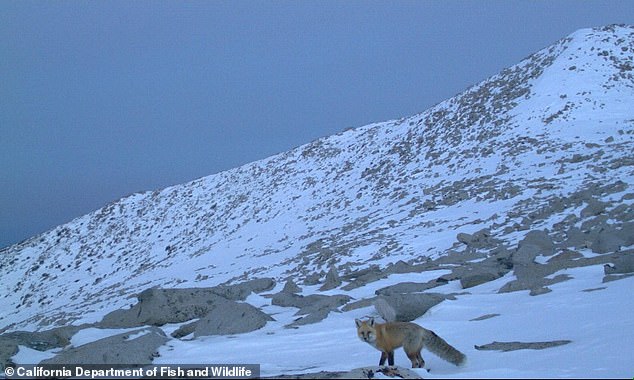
[355,318,377,344]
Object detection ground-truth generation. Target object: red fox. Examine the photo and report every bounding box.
[355,317,466,369]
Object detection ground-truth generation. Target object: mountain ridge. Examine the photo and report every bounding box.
[1,24,633,334]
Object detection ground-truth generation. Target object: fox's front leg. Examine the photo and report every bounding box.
[378,351,395,366]
[379,351,387,365]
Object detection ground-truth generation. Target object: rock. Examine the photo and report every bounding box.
[374,293,446,322]
[0,338,18,371]
[99,280,276,328]
[580,199,609,218]
[271,291,351,327]
[212,278,276,301]
[604,255,634,274]
[456,228,498,249]
[474,340,571,352]
[1,324,86,351]
[457,232,474,245]
[469,313,500,321]
[0,324,89,369]
[516,230,555,259]
[282,279,302,294]
[594,224,630,254]
[303,272,322,286]
[319,266,342,291]
[341,266,385,291]
[341,297,376,312]
[460,272,500,289]
[375,281,440,295]
[41,327,168,365]
[547,250,583,262]
[99,288,229,328]
[189,302,274,338]
[385,260,417,274]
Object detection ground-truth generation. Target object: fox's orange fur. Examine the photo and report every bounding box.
[355,317,466,369]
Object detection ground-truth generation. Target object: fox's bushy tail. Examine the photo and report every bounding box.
[424,330,467,366]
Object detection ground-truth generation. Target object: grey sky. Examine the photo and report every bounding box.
[2,1,633,249]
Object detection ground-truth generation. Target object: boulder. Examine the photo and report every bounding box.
[271,291,350,327]
[189,302,273,338]
[99,279,275,328]
[41,327,168,365]
[375,281,439,295]
[0,324,88,370]
[374,293,446,322]
[211,278,276,301]
[99,288,228,328]
[604,255,634,275]
[516,230,555,259]
[281,279,302,294]
[460,272,500,289]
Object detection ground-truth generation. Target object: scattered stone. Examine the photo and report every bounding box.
[582,287,606,292]
[474,340,571,352]
[469,313,501,321]
[41,327,168,365]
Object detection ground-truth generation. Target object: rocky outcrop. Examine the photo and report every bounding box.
[99,279,275,328]
[271,291,351,327]
[0,325,87,370]
[173,301,274,338]
[40,327,167,365]
[319,266,342,291]
[374,293,447,322]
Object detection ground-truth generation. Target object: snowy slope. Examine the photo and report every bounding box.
[2,24,634,378]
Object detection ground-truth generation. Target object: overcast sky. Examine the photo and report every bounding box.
[1,1,633,249]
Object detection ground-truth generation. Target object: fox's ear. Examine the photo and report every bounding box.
[368,317,375,327]
[355,319,363,328]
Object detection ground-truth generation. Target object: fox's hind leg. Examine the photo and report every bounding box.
[417,352,425,368]
[406,350,424,368]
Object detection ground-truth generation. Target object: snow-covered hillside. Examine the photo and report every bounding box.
[1,25,633,378]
